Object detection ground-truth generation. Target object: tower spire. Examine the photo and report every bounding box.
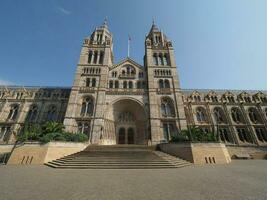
[102,17,108,29]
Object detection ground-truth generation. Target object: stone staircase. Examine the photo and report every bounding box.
[45,145,191,169]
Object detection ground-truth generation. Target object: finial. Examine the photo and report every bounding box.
[152,17,155,25]
[104,16,108,26]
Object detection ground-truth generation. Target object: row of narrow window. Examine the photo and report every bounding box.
[2,104,58,122]
[83,67,101,75]
[154,69,171,76]
[111,71,144,78]
[85,78,97,87]
[159,79,170,89]
[88,51,104,64]
[153,53,169,66]
[194,106,265,125]
[0,91,69,100]
[190,95,267,104]
[109,80,146,89]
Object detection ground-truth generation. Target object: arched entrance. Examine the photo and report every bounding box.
[111,98,148,145]
[118,127,135,144]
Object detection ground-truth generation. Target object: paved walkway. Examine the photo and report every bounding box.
[1,160,267,200]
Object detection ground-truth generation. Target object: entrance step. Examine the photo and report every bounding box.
[45,145,191,169]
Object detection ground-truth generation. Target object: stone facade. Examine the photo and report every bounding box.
[0,20,267,147]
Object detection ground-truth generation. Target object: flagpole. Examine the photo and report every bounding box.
[127,36,130,57]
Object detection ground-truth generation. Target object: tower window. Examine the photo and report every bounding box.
[91,78,96,87]
[93,51,98,64]
[115,81,119,88]
[86,78,91,87]
[123,81,127,89]
[153,54,158,66]
[161,97,175,117]
[159,54,164,65]
[109,81,113,88]
[163,54,169,65]
[88,51,93,63]
[99,51,104,64]
[81,97,94,117]
[128,81,133,89]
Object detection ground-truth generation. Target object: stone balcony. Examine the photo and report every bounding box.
[106,88,146,95]
[157,88,172,94]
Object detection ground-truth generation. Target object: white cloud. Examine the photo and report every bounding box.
[0,79,13,86]
[57,6,71,15]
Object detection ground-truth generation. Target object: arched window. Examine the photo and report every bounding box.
[227,96,235,103]
[126,66,131,75]
[99,51,104,64]
[161,97,175,117]
[219,128,231,143]
[123,81,127,89]
[0,126,11,142]
[194,95,201,102]
[163,122,177,141]
[93,51,98,64]
[158,54,164,65]
[196,107,207,123]
[88,51,93,63]
[231,107,243,123]
[86,78,91,87]
[128,81,133,89]
[163,54,168,65]
[164,80,170,88]
[26,105,38,122]
[153,54,158,65]
[255,128,267,143]
[237,128,252,143]
[81,97,94,117]
[211,96,218,102]
[159,79,164,88]
[109,81,113,88]
[214,107,226,124]
[244,96,251,103]
[248,107,260,124]
[46,105,57,121]
[77,122,91,138]
[115,81,119,89]
[91,78,96,87]
[7,104,19,121]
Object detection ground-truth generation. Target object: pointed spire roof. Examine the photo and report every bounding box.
[149,19,160,33]
[100,17,108,29]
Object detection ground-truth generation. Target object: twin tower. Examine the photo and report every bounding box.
[63,20,187,145]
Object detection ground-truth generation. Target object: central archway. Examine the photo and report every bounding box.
[111,98,148,145]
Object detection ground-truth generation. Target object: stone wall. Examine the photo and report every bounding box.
[7,142,87,165]
[159,142,231,165]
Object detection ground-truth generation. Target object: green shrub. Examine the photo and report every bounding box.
[70,133,88,142]
[170,134,189,143]
[180,126,218,142]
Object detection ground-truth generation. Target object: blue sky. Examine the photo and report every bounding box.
[0,0,267,90]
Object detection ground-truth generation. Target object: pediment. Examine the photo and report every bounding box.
[110,58,144,71]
